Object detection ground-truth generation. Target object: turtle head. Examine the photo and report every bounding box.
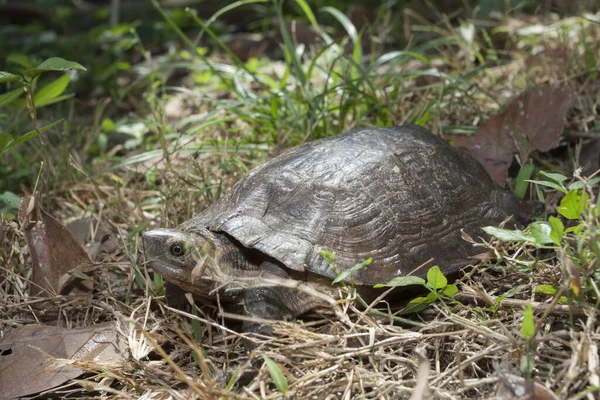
[142,228,218,296]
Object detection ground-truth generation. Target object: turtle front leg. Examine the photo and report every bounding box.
[241,260,315,344]
[242,286,294,338]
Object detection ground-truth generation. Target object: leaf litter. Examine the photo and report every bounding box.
[0,322,127,400]
[17,193,94,322]
[449,86,576,185]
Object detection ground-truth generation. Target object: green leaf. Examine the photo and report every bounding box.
[504,284,527,298]
[399,291,438,315]
[68,269,93,281]
[3,119,64,153]
[442,284,459,297]
[0,134,12,152]
[0,88,24,107]
[351,30,363,66]
[415,112,431,127]
[6,53,32,69]
[102,118,116,132]
[117,149,163,167]
[373,275,426,288]
[584,40,598,79]
[565,224,583,235]
[191,306,203,342]
[332,258,371,284]
[152,270,164,294]
[539,171,568,183]
[128,221,149,240]
[200,0,268,40]
[426,265,447,289]
[321,6,357,43]
[521,304,535,339]
[34,73,71,106]
[535,284,558,296]
[569,177,600,190]
[525,179,567,193]
[226,365,241,391]
[591,238,600,262]
[0,191,22,209]
[24,57,86,81]
[548,216,564,245]
[318,249,336,265]
[0,71,24,84]
[294,0,321,36]
[34,93,75,108]
[482,226,535,242]
[263,355,288,395]
[275,3,305,86]
[515,164,535,199]
[529,222,553,245]
[558,189,589,220]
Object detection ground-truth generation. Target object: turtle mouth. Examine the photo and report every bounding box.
[147,259,183,277]
[147,259,210,295]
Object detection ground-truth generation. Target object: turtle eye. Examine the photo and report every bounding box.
[170,243,185,257]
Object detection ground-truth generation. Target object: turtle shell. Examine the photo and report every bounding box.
[180,125,526,285]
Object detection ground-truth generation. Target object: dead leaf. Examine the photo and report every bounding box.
[471,250,497,261]
[560,249,582,298]
[577,137,600,177]
[225,33,274,61]
[347,5,376,32]
[0,323,125,400]
[496,373,559,400]
[525,48,570,76]
[450,87,576,185]
[18,193,93,319]
[271,17,321,48]
[66,217,119,261]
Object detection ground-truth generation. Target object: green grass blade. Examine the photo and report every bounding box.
[263,355,288,395]
[515,164,535,199]
[321,6,357,43]
[275,0,306,86]
[198,0,268,41]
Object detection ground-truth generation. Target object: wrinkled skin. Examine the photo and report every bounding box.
[142,125,532,338]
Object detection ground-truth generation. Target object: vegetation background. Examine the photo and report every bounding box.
[1,0,600,398]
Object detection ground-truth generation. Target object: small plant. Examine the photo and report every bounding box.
[0,57,86,153]
[483,169,598,302]
[375,265,459,314]
[0,57,86,211]
[322,249,458,313]
[520,304,536,377]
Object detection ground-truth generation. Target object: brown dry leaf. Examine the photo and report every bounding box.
[0,323,125,400]
[496,373,559,400]
[577,138,600,176]
[17,193,93,315]
[225,33,274,62]
[525,48,570,76]
[66,217,119,261]
[560,249,582,297]
[347,5,376,32]
[450,87,576,185]
[271,17,321,48]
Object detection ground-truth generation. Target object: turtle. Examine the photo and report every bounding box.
[142,125,531,335]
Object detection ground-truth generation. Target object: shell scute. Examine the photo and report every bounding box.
[184,125,526,285]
